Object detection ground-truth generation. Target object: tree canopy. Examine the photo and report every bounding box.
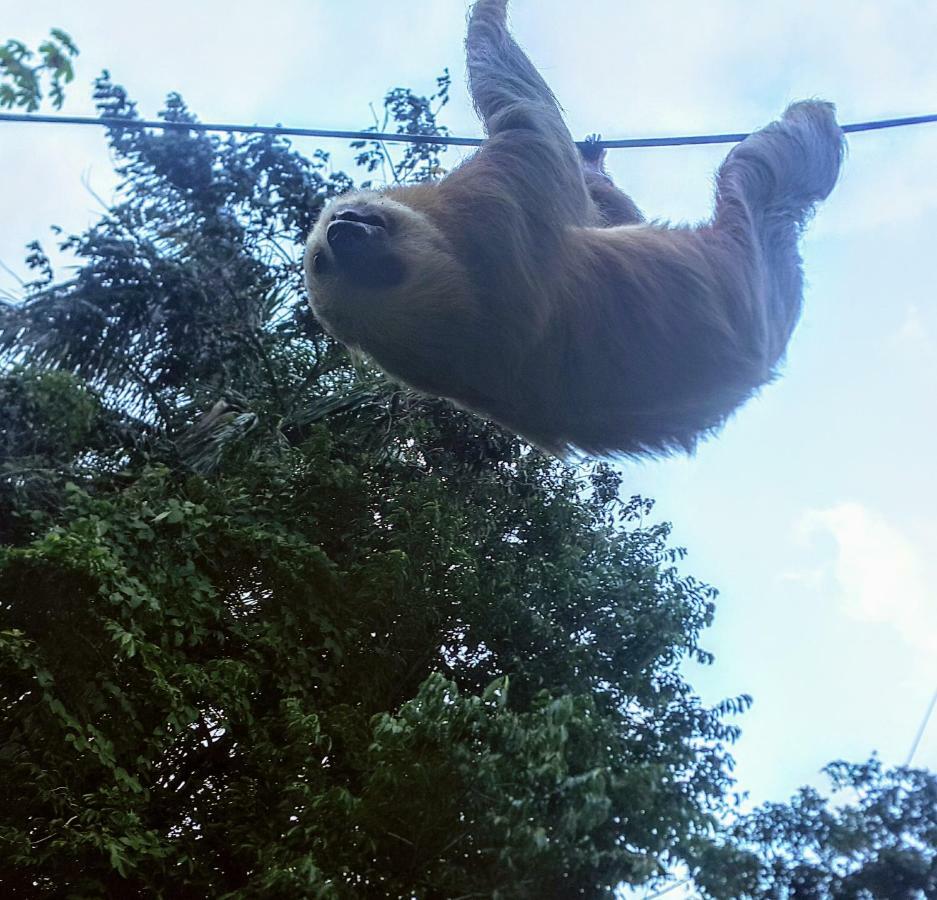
[700,759,937,899]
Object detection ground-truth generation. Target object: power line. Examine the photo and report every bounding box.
[643,878,692,899]
[0,111,483,146]
[0,110,935,150]
[906,686,937,767]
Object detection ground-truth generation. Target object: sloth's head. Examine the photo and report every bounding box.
[304,192,476,385]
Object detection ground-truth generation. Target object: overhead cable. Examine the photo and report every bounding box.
[1,110,935,150]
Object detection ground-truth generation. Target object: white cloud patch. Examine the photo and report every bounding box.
[888,303,933,355]
[797,503,937,677]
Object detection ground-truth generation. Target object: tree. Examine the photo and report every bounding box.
[0,71,746,898]
[0,30,78,112]
[697,759,937,899]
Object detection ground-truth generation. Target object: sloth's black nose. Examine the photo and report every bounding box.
[327,218,373,250]
[332,208,388,229]
[327,208,388,251]
[321,207,405,288]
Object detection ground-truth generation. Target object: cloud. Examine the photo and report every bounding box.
[889,304,933,355]
[797,503,937,677]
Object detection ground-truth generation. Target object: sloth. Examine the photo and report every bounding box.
[304,0,844,457]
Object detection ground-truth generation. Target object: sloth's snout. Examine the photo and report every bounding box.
[332,208,388,229]
[327,208,388,252]
[327,219,370,249]
[318,207,405,290]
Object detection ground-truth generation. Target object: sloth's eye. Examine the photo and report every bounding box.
[312,252,328,275]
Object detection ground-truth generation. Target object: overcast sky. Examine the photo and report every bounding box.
[2,0,935,808]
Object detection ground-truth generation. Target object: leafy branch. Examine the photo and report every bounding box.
[0,29,79,112]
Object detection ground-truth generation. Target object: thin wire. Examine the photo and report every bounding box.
[0,110,935,149]
[0,112,480,147]
[905,687,937,767]
[643,878,692,899]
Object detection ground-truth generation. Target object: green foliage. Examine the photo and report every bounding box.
[697,758,937,899]
[0,30,78,111]
[352,70,453,185]
[0,419,739,896]
[0,368,103,462]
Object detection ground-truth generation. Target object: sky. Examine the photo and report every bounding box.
[2,0,936,810]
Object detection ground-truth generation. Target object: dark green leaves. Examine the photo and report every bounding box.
[697,758,937,898]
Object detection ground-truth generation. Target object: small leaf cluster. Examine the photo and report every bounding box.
[352,70,453,186]
[0,30,78,111]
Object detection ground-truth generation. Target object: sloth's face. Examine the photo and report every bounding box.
[304,192,475,386]
[306,197,408,300]
[304,194,407,344]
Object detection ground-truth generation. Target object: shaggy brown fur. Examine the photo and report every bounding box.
[304,0,844,456]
